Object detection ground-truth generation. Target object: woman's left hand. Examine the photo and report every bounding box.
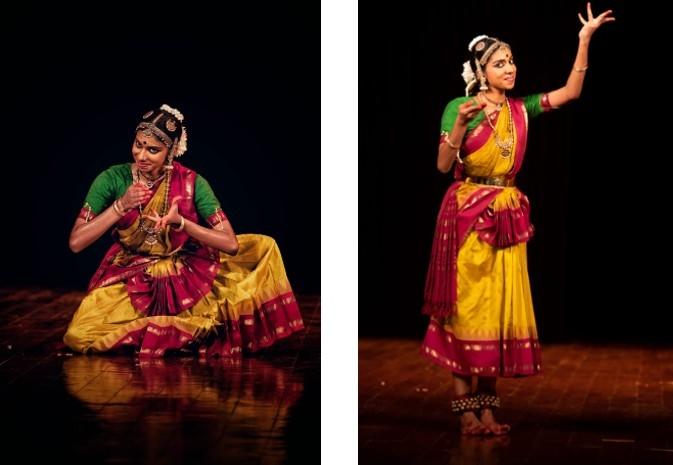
[143,196,184,231]
[578,2,615,41]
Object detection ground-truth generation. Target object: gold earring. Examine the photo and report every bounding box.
[479,74,488,91]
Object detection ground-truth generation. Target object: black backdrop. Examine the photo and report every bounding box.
[0,3,319,295]
[360,0,671,343]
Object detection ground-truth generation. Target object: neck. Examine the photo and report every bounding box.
[138,165,164,180]
[484,89,506,101]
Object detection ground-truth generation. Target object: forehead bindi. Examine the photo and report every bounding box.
[135,132,163,148]
[489,48,512,63]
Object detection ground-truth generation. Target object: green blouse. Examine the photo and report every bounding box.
[440,93,546,134]
[82,163,222,220]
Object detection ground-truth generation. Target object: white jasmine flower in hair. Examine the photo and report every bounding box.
[160,104,184,122]
[174,127,188,157]
[461,61,475,84]
[468,35,489,52]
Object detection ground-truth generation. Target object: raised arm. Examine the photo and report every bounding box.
[437,99,485,173]
[547,2,615,108]
[69,183,151,253]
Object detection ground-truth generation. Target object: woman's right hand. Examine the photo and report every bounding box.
[119,183,152,210]
[456,99,486,126]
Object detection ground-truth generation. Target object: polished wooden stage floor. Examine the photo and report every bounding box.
[360,338,673,465]
[0,287,319,465]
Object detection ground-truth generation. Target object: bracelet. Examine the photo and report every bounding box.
[440,133,461,149]
[112,199,125,216]
[574,65,589,72]
[447,138,461,150]
[174,215,185,232]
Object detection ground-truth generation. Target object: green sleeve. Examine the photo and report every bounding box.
[82,164,132,214]
[194,174,222,220]
[83,170,115,214]
[440,96,484,134]
[522,93,545,119]
[440,97,463,133]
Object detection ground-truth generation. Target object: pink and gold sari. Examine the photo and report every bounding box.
[421,98,542,377]
[65,163,304,357]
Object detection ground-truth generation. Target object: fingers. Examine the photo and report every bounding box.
[596,10,614,21]
[124,184,152,209]
[598,11,616,23]
[143,214,161,223]
[459,100,486,121]
[152,208,161,221]
[586,2,593,20]
[578,12,587,24]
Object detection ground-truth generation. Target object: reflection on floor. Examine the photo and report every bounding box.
[0,287,320,465]
[360,338,673,465]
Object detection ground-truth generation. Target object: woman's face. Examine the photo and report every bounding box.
[484,47,516,91]
[132,131,169,176]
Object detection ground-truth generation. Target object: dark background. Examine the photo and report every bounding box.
[0,2,319,295]
[360,0,670,343]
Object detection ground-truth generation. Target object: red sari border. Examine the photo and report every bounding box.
[421,318,542,378]
[107,292,304,358]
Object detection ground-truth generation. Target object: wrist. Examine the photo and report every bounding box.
[173,215,185,232]
[446,137,461,150]
[112,199,125,216]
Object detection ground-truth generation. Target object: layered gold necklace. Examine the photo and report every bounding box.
[134,166,170,245]
[482,96,514,158]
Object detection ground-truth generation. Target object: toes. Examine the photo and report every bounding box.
[489,424,510,435]
[461,420,488,435]
[465,427,485,435]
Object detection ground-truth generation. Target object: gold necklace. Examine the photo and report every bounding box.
[134,167,169,245]
[138,168,166,188]
[484,98,514,158]
[481,92,506,111]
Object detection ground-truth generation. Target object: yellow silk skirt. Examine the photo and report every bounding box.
[64,234,304,356]
[452,231,538,341]
[422,230,542,377]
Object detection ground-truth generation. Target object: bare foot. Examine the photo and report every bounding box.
[479,408,511,435]
[460,411,487,435]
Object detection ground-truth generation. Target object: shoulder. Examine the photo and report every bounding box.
[171,161,199,179]
[444,96,471,111]
[103,163,132,176]
[89,163,129,186]
[90,163,132,185]
[195,173,215,191]
[441,97,472,123]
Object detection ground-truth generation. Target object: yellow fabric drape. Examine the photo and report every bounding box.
[461,106,517,178]
[64,234,298,353]
[439,105,538,343]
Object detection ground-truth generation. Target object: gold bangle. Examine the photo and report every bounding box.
[112,199,124,216]
[446,138,461,150]
[574,65,588,72]
[174,215,185,232]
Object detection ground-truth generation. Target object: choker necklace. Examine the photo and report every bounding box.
[481,92,506,110]
[137,167,166,188]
